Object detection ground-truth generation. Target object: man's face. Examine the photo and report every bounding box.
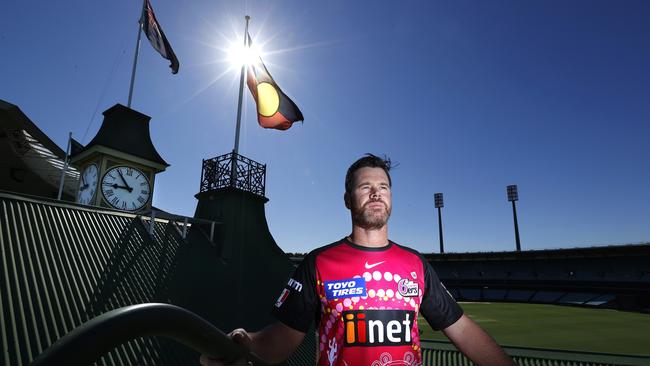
[346,167,392,229]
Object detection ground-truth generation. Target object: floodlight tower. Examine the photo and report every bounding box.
[434,193,444,253]
[507,185,521,251]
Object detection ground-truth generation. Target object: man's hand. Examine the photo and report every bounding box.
[199,322,305,366]
[199,328,253,366]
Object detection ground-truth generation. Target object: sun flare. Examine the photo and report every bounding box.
[226,41,262,68]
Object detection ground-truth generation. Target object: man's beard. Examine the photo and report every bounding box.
[352,200,391,230]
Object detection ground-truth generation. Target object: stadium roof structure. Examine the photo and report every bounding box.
[0,187,316,365]
[0,99,79,200]
[425,243,650,262]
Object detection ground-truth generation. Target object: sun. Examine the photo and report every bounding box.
[226,40,262,69]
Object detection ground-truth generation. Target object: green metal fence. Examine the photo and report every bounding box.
[421,340,650,366]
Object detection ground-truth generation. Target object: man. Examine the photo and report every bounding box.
[201,154,515,366]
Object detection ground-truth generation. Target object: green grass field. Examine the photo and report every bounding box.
[419,302,650,356]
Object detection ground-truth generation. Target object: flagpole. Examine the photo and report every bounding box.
[233,15,250,156]
[128,0,146,108]
[230,15,250,187]
[57,132,72,200]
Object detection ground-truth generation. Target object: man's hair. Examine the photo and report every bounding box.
[344,154,393,195]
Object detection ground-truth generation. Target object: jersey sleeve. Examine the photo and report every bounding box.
[270,253,319,333]
[419,260,463,330]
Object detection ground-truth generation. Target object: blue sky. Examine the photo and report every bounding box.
[2,0,649,254]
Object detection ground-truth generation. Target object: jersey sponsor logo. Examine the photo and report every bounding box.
[287,278,303,292]
[275,288,290,308]
[343,310,415,346]
[324,278,367,300]
[364,260,385,269]
[397,278,419,297]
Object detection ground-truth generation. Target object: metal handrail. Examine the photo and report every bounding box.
[30,303,270,366]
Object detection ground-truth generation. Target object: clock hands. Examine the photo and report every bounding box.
[79,165,98,198]
[116,169,133,192]
[111,183,133,193]
[79,172,89,191]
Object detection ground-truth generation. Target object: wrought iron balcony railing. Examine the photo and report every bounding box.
[200,152,266,197]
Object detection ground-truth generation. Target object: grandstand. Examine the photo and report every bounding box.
[426,244,650,312]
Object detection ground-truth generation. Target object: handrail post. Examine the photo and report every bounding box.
[149,210,155,236]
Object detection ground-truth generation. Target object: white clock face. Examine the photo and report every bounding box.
[101,166,150,211]
[77,164,98,205]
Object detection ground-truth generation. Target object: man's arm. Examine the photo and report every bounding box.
[248,322,306,363]
[442,314,516,366]
[200,322,306,366]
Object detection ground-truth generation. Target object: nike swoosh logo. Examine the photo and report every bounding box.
[365,261,386,269]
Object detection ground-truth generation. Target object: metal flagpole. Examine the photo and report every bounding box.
[57,132,72,200]
[127,0,146,108]
[231,15,250,187]
[233,15,251,156]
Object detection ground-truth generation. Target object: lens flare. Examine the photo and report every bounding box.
[226,41,262,68]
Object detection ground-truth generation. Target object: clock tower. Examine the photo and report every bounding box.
[70,104,168,212]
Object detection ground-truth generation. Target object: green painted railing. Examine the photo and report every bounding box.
[421,340,650,366]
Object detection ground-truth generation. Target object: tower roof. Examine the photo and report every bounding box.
[73,104,169,167]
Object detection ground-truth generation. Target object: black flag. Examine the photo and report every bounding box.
[140,0,179,74]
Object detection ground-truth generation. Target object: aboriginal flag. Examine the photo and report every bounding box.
[246,32,304,130]
[140,0,179,74]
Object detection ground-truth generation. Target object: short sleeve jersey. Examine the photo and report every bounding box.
[272,238,463,366]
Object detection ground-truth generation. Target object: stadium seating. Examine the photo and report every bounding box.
[427,244,650,312]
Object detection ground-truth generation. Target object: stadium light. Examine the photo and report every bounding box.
[434,193,444,254]
[506,185,521,251]
[507,185,519,202]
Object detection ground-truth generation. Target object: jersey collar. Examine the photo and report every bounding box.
[343,237,394,252]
